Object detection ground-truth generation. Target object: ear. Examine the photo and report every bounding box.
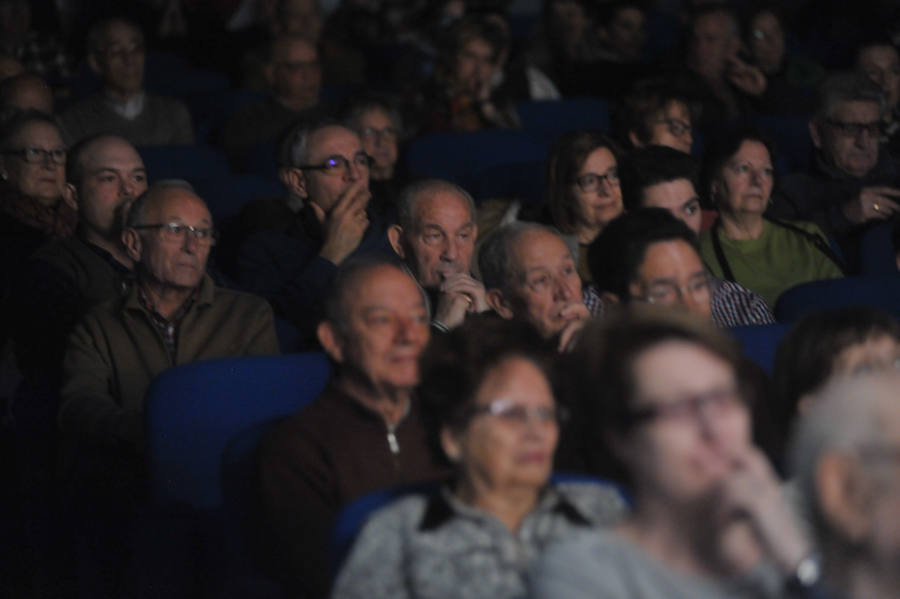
[816,453,873,543]
[387,224,406,258]
[316,320,345,364]
[601,291,621,306]
[87,53,102,75]
[809,119,823,150]
[283,168,307,199]
[486,288,515,319]
[628,130,643,148]
[122,227,142,263]
[440,426,462,463]
[63,182,78,212]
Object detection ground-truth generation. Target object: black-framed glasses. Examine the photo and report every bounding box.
[466,398,569,427]
[654,117,692,138]
[825,119,882,138]
[629,385,742,425]
[574,168,619,193]
[133,222,217,245]
[3,147,66,165]
[296,152,373,176]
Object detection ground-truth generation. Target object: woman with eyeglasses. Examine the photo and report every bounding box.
[699,127,844,307]
[545,130,624,283]
[532,308,815,599]
[331,316,626,599]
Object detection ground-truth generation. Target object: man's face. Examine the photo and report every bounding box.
[134,189,212,290]
[749,10,785,74]
[301,125,369,213]
[689,12,737,78]
[454,36,497,95]
[607,6,646,61]
[75,137,147,240]
[814,100,881,178]
[269,37,321,109]
[628,239,712,319]
[858,45,900,110]
[332,265,430,393]
[505,229,584,339]
[94,21,145,96]
[641,178,703,235]
[401,190,476,289]
[357,107,398,180]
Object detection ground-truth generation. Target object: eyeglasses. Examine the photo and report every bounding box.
[467,398,568,427]
[133,222,217,245]
[630,385,742,424]
[360,127,398,142]
[296,152,373,176]
[574,168,619,193]
[654,117,692,138]
[825,119,882,138]
[3,147,66,165]
[638,274,711,305]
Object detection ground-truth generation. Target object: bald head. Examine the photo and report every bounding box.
[0,73,53,114]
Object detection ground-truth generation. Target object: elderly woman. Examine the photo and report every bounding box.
[699,128,844,307]
[532,308,813,598]
[331,316,626,599]
[546,130,623,283]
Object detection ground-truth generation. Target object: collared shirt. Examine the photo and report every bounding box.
[583,283,607,317]
[332,481,627,599]
[137,285,197,360]
[105,91,146,121]
[709,277,776,327]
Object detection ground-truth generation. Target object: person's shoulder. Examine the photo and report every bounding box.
[554,480,629,525]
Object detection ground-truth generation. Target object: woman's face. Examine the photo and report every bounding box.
[646,100,693,154]
[571,146,623,233]
[1,121,66,206]
[714,140,773,219]
[615,340,751,504]
[443,356,559,493]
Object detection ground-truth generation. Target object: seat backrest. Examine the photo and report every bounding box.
[145,352,331,510]
[139,144,232,182]
[774,275,900,322]
[859,220,898,276]
[729,323,792,375]
[516,98,610,141]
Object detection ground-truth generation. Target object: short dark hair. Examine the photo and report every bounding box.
[65,133,119,190]
[439,14,509,70]
[620,145,700,211]
[418,315,550,467]
[86,17,143,55]
[547,130,621,235]
[615,76,696,148]
[701,126,776,201]
[587,207,700,299]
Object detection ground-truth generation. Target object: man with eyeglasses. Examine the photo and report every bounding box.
[774,72,900,267]
[237,119,392,348]
[59,180,278,457]
[60,17,193,147]
[620,145,775,327]
[222,34,323,168]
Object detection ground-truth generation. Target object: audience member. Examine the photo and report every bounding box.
[257,258,447,599]
[700,128,844,307]
[531,308,812,598]
[237,119,391,346]
[59,180,278,455]
[0,72,53,122]
[616,76,695,154]
[61,17,194,147]
[588,208,713,321]
[0,53,24,81]
[789,370,900,599]
[222,34,323,168]
[773,72,900,266]
[545,130,623,283]
[855,39,900,156]
[0,0,73,88]
[387,179,488,332]
[479,222,590,350]
[621,145,775,326]
[332,316,625,599]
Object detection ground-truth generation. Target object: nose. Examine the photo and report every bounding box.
[120,177,136,199]
[441,237,459,263]
[552,275,575,301]
[345,159,361,182]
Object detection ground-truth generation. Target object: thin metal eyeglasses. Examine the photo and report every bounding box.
[296,152,373,176]
[3,147,66,165]
[574,168,619,193]
[360,127,398,142]
[629,385,742,424]
[133,222,217,245]
[467,398,569,427]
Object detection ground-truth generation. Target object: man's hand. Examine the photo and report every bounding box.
[557,303,590,352]
[314,180,371,266]
[726,55,767,97]
[433,274,488,330]
[843,186,900,224]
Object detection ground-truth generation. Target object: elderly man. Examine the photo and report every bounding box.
[387,179,488,331]
[621,145,775,327]
[258,258,446,599]
[479,222,589,351]
[773,72,900,265]
[222,34,322,168]
[60,17,193,146]
[789,370,900,599]
[59,181,278,454]
[237,118,391,346]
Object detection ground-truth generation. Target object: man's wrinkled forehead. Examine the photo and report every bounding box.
[307,125,361,161]
[411,189,475,229]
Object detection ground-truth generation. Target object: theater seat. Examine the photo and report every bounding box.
[859,220,898,276]
[774,275,900,322]
[729,323,791,375]
[139,144,232,184]
[516,98,611,142]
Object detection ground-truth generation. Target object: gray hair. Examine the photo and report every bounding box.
[813,71,886,122]
[126,179,197,228]
[342,93,404,141]
[279,117,343,169]
[789,371,900,545]
[395,179,476,233]
[478,221,567,293]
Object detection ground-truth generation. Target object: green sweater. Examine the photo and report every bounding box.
[700,219,844,307]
